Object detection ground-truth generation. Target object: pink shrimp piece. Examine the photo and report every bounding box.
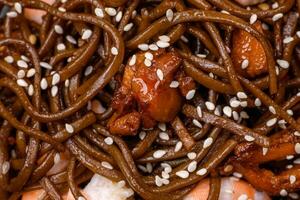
[24,0,55,24]
[184,177,270,200]
[22,189,68,200]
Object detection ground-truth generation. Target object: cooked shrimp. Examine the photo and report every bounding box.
[184,177,270,200]
[23,174,134,200]
[24,0,55,24]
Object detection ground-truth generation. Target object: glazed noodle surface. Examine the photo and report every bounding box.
[0,0,299,199]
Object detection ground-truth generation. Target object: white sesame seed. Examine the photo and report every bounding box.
[289,193,299,199]
[203,137,213,149]
[138,43,149,51]
[192,119,202,128]
[275,66,280,75]
[105,7,117,16]
[232,111,239,121]
[294,158,300,164]
[144,59,152,67]
[52,73,60,85]
[223,106,232,117]
[17,79,28,87]
[294,131,300,137]
[155,175,163,187]
[276,59,289,69]
[161,171,170,179]
[295,143,300,154]
[250,14,257,24]
[14,2,22,14]
[196,54,207,59]
[240,111,249,119]
[262,147,268,155]
[297,31,300,38]
[237,92,247,99]
[54,153,61,164]
[205,101,215,111]
[268,106,276,114]
[149,44,159,51]
[25,68,35,78]
[214,106,222,116]
[57,43,66,51]
[287,155,294,160]
[28,84,34,96]
[187,152,197,160]
[221,10,230,14]
[159,132,169,140]
[159,35,170,42]
[40,62,52,70]
[129,55,136,66]
[61,0,68,3]
[2,161,10,174]
[66,35,77,44]
[4,56,14,63]
[138,164,147,173]
[280,189,288,197]
[6,11,17,18]
[58,7,66,12]
[158,123,166,131]
[297,92,300,96]
[17,60,28,68]
[101,161,113,169]
[272,2,279,9]
[139,131,146,140]
[156,40,170,48]
[174,141,182,152]
[180,35,189,43]
[162,163,172,173]
[95,8,104,17]
[196,106,203,118]
[104,137,114,145]
[187,161,197,172]
[111,47,118,55]
[266,118,277,127]
[272,13,283,21]
[65,123,74,133]
[287,109,293,116]
[241,59,249,69]
[64,79,70,87]
[166,9,174,22]
[244,135,255,142]
[286,164,293,169]
[156,69,164,81]
[186,90,196,100]
[230,98,240,108]
[124,23,134,32]
[17,70,25,79]
[82,29,92,40]
[238,194,248,200]
[176,170,189,179]
[289,175,296,184]
[153,150,166,158]
[54,25,63,34]
[233,172,243,178]
[283,37,294,44]
[145,52,153,60]
[254,98,262,107]
[196,168,207,176]
[50,86,58,97]
[40,78,48,90]
[169,81,179,88]
[115,11,123,22]
[21,55,30,62]
[84,66,93,76]
[262,23,269,30]
[78,196,86,200]
[146,163,153,173]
